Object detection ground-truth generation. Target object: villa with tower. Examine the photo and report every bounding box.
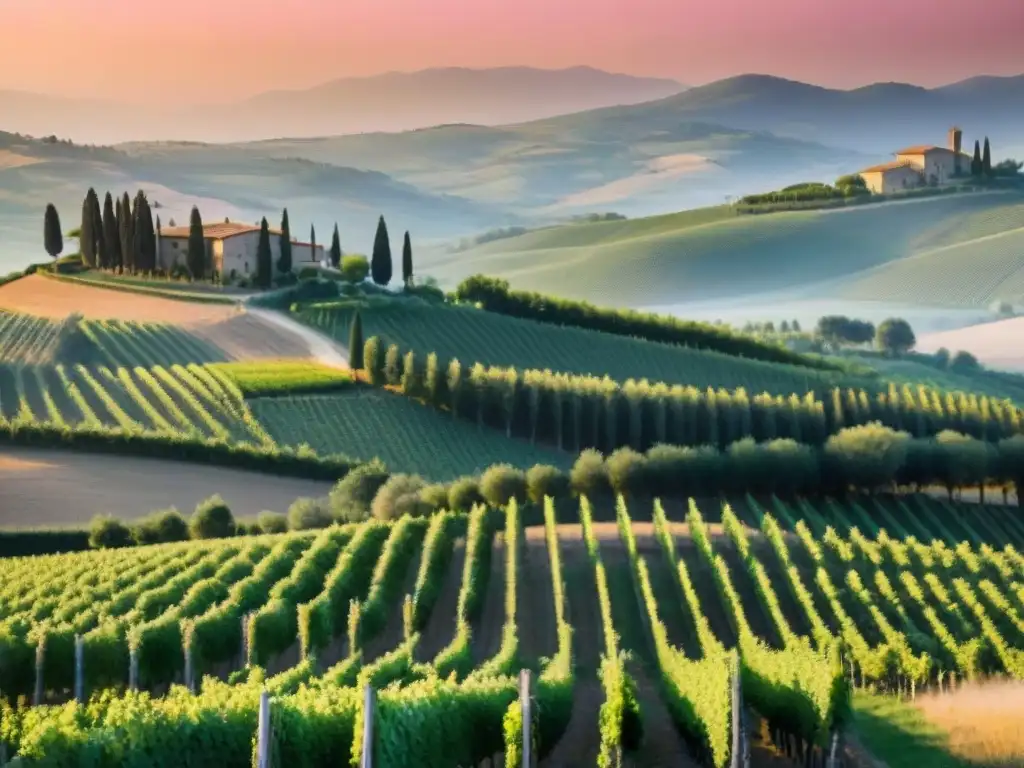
[857,127,972,194]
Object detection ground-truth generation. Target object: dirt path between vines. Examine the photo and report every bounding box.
[416,540,465,662]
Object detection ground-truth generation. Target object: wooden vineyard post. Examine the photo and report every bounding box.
[360,684,376,768]
[520,668,534,768]
[129,649,139,691]
[183,642,195,693]
[730,655,750,768]
[255,690,271,768]
[74,635,84,703]
[242,613,253,667]
[32,639,44,707]
[825,730,842,768]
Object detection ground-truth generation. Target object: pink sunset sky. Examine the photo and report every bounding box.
[3,0,1022,102]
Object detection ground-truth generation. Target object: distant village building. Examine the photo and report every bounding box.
[857,127,972,194]
[156,221,323,277]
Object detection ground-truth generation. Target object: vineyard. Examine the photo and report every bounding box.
[295,300,846,395]
[1,493,1023,766]
[0,360,345,447]
[251,390,571,480]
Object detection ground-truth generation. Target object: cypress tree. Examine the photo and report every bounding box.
[370,215,392,286]
[102,192,121,270]
[43,203,63,259]
[80,192,95,267]
[277,208,292,274]
[982,137,992,176]
[972,140,983,176]
[310,223,316,266]
[402,230,413,287]
[132,191,156,273]
[187,206,206,279]
[330,223,342,268]
[88,189,105,268]
[120,191,135,272]
[348,311,364,370]
[256,217,273,288]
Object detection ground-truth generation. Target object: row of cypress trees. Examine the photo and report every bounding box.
[351,332,1024,454]
[77,188,158,273]
[371,215,414,287]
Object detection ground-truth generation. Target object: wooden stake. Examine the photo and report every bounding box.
[32,640,44,707]
[256,690,271,768]
[520,669,533,768]
[360,685,376,768]
[74,635,84,703]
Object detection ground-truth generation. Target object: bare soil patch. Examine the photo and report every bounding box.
[416,539,465,662]
[0,275,240,323]
[0,446,332,527]
[914,680,1024,767]
[364,549,423,662]
[519,527,559,664]
[472,531,507,664]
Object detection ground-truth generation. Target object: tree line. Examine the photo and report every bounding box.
[85,423,1024,553]
[352,331,1024,455]
[452,275,837,371]
[58,188,162,273]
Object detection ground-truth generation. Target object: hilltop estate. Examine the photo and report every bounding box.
[857,127,974,193]
[157,221,324,278]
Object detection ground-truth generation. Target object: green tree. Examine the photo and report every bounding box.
[402,230,413,287]
[371,215,392,286]
[88,515,132,549]
[949,350,980,373]
[982,137,992,176]
[133,191,156,272]
[102,192,121,270]
[255,217,273,288]
[340,254,369,283]
[330,223,342,268]
[277,208,292,274]
[348,310,364,369]
[88,188,106,268]
[189,495,236,539]
[187,205,206,279]
[119,191,134,272]
[972,140,983,176]
[309,223,316,266]
[43,203,62,259]
[79,191,96,267]
[875,317,916,356]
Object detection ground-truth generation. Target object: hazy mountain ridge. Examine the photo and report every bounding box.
[1,66,687,145]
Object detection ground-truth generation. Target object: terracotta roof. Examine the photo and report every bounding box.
[159,221,322,248]
[894,145,953,156]
[858,161,921,174]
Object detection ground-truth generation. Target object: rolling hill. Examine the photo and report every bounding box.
[0,131,503,272]
[430,190,1024,311]
[1,66,686,145]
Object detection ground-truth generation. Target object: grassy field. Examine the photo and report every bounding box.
[250,389,572,480]
[1,494,1021,766]
[296,299,848,395]
[432,191,1024,308]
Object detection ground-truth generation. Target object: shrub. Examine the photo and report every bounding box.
[479,464,528,507]
[287,497,334,530]
[948,350,980,373]
[189,495,236,539]
[570,449,610,498]
[419,483,450,513]
[132,508,189,545]
[525,464,571,504]
[372,474,428,521]
[330,460,389,522]
[340,255,370,283]
[297,267,319,280]
[89,515,133,549]
[605,447,648,497]
[448,476,483,512]
[257,511,289,534]
[383,344,402,386]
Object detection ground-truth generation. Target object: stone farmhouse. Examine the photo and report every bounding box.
[156,221,324,277]
[857,127,973,194]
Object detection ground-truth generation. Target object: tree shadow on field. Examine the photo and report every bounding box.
[852,693,971,768]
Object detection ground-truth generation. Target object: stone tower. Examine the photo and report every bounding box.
[948,126,963,174]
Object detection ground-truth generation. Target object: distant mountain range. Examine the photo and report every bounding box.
[599,73,1024,156]
[0,66,687,145]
